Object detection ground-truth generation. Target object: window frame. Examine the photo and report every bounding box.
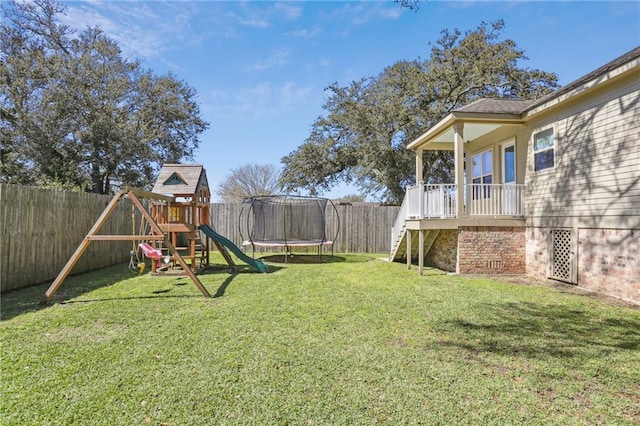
[471,148,493,199]
[501,138,516,185]
[533,126,555,172]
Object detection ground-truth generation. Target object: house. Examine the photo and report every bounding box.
[391,47,640,303]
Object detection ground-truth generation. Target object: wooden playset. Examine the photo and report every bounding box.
[43,164,266,303]
[148,164,234,273]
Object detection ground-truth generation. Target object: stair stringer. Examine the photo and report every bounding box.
[390,223,441,265]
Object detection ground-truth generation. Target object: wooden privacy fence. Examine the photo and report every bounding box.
[209,203,400,254]
[0,184,134,293]
[0,185,400,292]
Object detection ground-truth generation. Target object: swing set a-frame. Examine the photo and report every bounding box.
[43,187,213,302]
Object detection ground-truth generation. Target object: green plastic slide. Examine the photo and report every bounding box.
[199,225,268,273]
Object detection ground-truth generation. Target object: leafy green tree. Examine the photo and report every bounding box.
[1,0,70,185]
[216,164,282,203]
[279,21,558,203]
[336,194,366,203]
[0,0,208,193]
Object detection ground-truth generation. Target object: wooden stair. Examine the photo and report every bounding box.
[390,225,440,265]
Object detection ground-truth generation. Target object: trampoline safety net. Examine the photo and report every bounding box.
[239,195,339,247]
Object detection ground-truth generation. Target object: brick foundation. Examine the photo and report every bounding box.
[425,229,458,272]
[457,226,526,274]
[526,227,550,280]
[578,228,639,303]
[525,227,639,304]
[416,224,638,303]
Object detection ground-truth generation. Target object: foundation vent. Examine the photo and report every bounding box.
[550,229,574,283]
[487,260,503,269]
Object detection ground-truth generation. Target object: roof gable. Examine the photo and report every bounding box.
[163,172,187,186]
[152,164,208,196]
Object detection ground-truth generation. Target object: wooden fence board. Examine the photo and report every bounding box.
[0,184,133,292]
[209,203,399,254]
[1,186,400,292]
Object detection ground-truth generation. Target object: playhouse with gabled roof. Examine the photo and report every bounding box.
[152,164,210,201]
[43,163,267,302]
[150,164,213,270]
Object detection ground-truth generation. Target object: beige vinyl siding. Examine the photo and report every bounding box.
[526,74,640,229]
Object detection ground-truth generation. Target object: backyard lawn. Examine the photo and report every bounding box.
[2,253,639,425]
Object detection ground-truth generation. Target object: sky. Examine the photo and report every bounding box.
[58,0,640,201]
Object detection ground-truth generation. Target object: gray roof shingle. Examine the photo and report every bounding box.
[455,98,536,114]
[152,164,207,196]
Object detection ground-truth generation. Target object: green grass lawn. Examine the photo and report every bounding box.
[2,253,639,425]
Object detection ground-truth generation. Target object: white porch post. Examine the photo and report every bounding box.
[418,230,424,276]
[415,148,424,184]
[406,230,412,269]
[465,137,473,215]
[454,123,465,219]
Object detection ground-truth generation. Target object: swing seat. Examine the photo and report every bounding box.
[139,243,163,268]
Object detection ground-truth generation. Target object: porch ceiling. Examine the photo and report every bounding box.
[431,123,502,145]
[407,108,526,151]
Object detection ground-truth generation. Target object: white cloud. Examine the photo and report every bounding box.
[58,1,310,66]
[289,26,322,38]
[208,82,313,120]
[60,2,166,59]
[305,57,331,72]
[60,1,207,60]
[279,81,312,107]
[228,1,303,29]
[236,15,270,29]
[249,48,291,71]
[378,6,403,20]
[327,1,404,25]
[228,3,271,29]
[275,2,303,20]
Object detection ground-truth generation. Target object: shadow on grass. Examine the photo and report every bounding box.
[435,301,640,361]
[58,294,204,305]
[213,273,237,298]
[1,261,272,320]
[258,254,375,264]
[199,263,285,275]
[203,262,287,298]
[1,263,136,321]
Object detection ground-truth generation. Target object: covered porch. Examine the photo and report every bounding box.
[391,99,532,273]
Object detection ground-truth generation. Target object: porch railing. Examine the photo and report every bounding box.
[390,193,410,254]
[466,184,525,216]
[391,183,525,254]
[405,183,458,218]
[399,183,525,220]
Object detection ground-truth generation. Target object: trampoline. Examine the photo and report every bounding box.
[239,195,340,262]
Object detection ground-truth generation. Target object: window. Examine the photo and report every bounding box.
[533,128,554,171]
[502,142,515,184]
[472,149,492,199]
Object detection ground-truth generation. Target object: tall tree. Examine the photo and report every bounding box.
[216,164,282,203]
[279,21,558,203]
[0,0,208,193]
